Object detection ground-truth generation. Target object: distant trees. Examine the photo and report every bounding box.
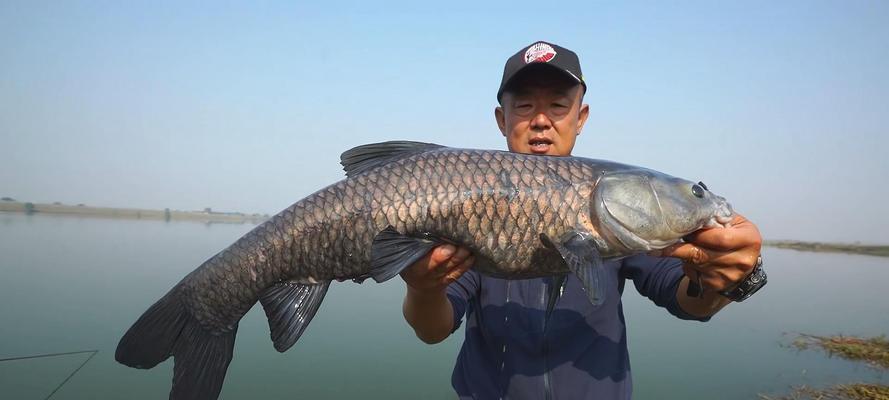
[1,197,14,202]
[24,202,35,214]
[164,208,171,221]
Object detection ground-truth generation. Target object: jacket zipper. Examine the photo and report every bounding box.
[499,281,511,400]
[542,279,553,400]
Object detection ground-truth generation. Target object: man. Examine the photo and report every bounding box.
[401,41,765,399]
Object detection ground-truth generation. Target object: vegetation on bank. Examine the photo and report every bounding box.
[763,240,889,257]
[760,384,889,400]
[791,334,889,369]
[761,334,889,399]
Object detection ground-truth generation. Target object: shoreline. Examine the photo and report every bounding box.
[763,240,889,258]
[3,200,886,256]
[0,201,268,224]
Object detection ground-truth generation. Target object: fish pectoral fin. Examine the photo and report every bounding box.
[370,226,442,283]
[260,280,331,353]
[340,141,445,177]
[540,232,606,306]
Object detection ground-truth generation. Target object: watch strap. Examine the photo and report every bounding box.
[719,255,766,302]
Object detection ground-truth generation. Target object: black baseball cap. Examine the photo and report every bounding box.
[497,41,586,103]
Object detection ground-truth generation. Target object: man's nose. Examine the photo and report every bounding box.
[529,112,552,130]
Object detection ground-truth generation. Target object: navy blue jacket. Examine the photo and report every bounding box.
[446,255,710,400]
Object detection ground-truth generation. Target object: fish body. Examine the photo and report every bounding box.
[116,141,733,399]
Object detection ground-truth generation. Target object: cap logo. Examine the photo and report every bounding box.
[524,42,557,64]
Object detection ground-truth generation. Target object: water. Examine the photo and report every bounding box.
[0,213,887,399]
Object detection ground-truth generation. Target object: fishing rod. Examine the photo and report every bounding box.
[0,349,99,400]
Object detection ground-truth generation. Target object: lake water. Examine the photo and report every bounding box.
[1,213,887,399]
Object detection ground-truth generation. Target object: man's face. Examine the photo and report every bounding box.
[496,70,589,156]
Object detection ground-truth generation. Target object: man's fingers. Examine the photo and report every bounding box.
[683,213,762,251]
[425,245,457,277]
[400,243,475,287]
[682,261,749,291]
[401,244,474,289]
[657,243,716,265]
[436,247,471,274]
[427,245,456,267]
[663,242,757,269]
[425,245,473,277]
[442,255,475,284]
[655,213,763,293]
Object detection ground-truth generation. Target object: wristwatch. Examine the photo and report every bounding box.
[719,255,766,302]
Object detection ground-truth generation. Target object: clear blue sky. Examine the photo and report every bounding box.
[1,1,887,243]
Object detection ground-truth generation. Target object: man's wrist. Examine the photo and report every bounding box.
[677,277,731,318]
[406,284,448,302]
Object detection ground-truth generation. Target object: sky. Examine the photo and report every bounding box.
[1,1,887,243]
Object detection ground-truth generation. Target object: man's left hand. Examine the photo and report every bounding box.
[654,213,762,292]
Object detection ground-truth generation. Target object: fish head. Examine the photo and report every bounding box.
[592,169,734,252]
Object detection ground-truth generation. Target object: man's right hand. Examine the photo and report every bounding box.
[400,244,475,293]
[400,244,474,344]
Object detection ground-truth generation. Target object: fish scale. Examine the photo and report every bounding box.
[116,141,733,400]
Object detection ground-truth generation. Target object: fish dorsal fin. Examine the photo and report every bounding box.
[340,141,445,177]
[259,280,330,352]
[540,231,606,306]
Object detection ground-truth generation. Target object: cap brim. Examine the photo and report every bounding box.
[497,63,586,102]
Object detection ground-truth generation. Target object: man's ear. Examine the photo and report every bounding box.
[495,106,507,136]
[576,103,590,135]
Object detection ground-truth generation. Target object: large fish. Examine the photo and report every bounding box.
[116,141,733,399]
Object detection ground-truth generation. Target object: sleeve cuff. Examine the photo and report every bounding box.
[665,275,712,322]
[446,293,467,333]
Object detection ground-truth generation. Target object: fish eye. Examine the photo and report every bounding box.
[697,181,708,191]
[691,184,705,198]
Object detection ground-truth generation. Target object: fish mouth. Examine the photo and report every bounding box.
[703,198,735,229]
[528,136,553,154]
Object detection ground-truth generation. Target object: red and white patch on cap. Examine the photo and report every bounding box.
[524,42,557,64]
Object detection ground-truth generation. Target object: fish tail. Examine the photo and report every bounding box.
[116,293,236,400]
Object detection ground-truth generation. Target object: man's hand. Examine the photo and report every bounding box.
[656,213,762,292]
[651,213,762,317]
[400,244,475,293]
[400,244,474,344]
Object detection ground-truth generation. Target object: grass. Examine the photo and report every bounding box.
[760,334,889,399]
[760,384,889,400]
[791,334,889,369]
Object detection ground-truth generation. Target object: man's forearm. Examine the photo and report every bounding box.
[403,286,455,344]
[675,276,733,318]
